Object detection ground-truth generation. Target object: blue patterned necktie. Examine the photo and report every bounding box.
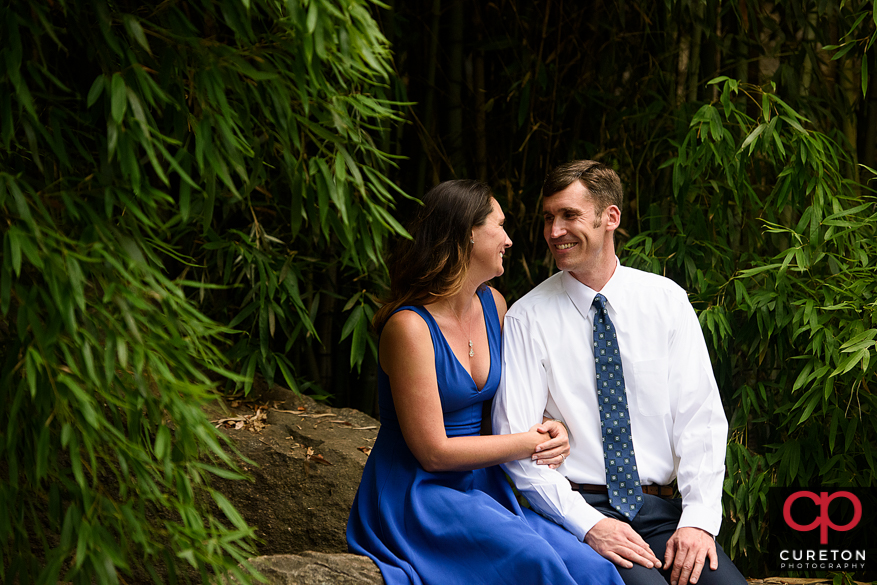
[593,293,644,520]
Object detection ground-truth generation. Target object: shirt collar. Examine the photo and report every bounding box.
[561,258,625,318]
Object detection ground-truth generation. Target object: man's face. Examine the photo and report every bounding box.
[542,181,614,278]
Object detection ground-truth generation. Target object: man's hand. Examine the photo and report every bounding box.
[664,527,718,585]
[584,518,662,570]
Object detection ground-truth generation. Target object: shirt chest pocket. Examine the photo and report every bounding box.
[629,359,670,416]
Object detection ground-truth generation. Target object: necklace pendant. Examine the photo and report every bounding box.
[468,340,474,357]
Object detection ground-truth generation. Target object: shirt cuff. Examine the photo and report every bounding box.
[550,491,608,541]
[677,502,722,537]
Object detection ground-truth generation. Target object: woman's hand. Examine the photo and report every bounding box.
[530,420,570,469]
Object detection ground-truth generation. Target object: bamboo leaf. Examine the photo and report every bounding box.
[831,348,870,377]
[340,304,363,341]
[193,462,246,481]
[780,115,806,134]
[211,491,248,531]
[110,74,127,124]
[306,1,319,33]
[839,329,877,352]
[708,106,723,141]
[737,263,783,278]
[276,356,300,394]
[87,75,106,108]
[7,229,22,277]
[154,426,171,460]
[796,394,821,427]
[122,15,151,55]
[739,123,766,154]
[829,42,855,61]
[350,314,366,370]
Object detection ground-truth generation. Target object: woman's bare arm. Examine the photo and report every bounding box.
[383,310,551,473]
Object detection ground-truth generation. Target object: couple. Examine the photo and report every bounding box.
[346,161,747,585]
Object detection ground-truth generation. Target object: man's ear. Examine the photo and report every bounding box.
[604,205,621,231]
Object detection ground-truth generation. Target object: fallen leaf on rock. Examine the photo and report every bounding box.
[357,446,372,456]
[304,446,332,465]
[310,454,332,465]
[212,407,268,433]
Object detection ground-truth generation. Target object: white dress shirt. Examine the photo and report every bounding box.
[492,263,728,541]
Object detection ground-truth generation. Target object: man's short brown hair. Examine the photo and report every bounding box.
[542,160,623,217]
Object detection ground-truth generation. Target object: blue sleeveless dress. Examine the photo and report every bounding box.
[346,288,623,585]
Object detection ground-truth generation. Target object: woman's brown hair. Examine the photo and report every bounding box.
[372,180,494,330]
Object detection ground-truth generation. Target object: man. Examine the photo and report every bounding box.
[492,160,746,585]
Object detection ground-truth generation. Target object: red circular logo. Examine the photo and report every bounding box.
[782,491,862,545]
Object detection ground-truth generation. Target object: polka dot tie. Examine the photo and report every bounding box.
[593,293,644,520]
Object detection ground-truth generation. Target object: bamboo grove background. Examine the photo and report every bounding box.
[1,0,875,583]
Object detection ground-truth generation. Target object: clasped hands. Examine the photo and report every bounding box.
[585,520,718,585]
[528,420,569,469]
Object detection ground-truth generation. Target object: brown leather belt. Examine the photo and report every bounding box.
[569,480,675,498]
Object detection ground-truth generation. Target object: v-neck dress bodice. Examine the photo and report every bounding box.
[375,290,500,437]
[346,287,623,585]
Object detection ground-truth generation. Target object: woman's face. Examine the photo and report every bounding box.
[470,198,513,280]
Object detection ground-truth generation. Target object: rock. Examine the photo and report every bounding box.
[206,383,379,555]
[228,553,382,585]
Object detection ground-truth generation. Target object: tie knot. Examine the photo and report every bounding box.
[593,293,608,312]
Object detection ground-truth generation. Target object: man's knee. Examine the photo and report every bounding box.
[680,544,747,585]
[614,543,747,585]
[614,562,668,585]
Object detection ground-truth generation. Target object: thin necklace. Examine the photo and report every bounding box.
[447,299,474,357]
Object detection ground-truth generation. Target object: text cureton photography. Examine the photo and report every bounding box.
[768,488,875,576]
[778,548,865,570]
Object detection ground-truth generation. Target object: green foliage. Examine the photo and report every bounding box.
[0,0,404,582]
[824,0,877,97]
[625,76,877,577]
[391,1,877,305]
[388,1,876,577]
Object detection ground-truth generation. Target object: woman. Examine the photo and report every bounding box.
[347,180,623,585]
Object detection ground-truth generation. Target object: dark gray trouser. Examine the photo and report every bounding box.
[579,493,748,585]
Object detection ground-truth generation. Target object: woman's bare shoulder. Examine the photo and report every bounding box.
[487,286,509,322]
[380,308,433,363]
[383,307,430,338]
